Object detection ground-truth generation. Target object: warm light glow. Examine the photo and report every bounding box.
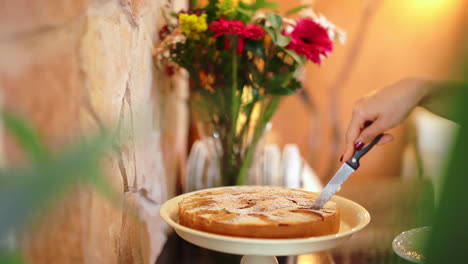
[297,254,321,264]
[409,0,452,10]
[297,253,332,264]
[405,0,461,17]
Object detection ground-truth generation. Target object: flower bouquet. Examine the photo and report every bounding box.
[155,0,344,186]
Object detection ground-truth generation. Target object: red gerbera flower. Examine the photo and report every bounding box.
[209,18,265,54]
[210,18,246,38]
[243,24,266,39]
[285,18,333,64]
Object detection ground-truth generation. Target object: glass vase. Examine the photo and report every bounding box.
[188,89,279,188]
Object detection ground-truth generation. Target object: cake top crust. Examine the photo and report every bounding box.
[179,186,337,225]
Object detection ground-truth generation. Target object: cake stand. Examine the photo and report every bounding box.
[160,187,370,264]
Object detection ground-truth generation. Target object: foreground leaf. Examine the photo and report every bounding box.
[0,123,115,239]
[2,112,49,162]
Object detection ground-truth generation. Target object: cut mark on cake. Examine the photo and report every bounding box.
[211,213,239,221]
[289,209,325,221]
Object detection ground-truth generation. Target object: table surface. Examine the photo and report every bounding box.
[156,177,433,264]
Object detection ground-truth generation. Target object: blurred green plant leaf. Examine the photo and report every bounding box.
[0,251,23,264]
[0,113,115,241]
[425,80,468,263]
[2,112,49,162]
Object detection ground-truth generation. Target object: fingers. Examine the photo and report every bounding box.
[340,132,393,163]
[341,141,355,163]
[356,119,387,145]
[342,113,363,162]
[378,133,393,145]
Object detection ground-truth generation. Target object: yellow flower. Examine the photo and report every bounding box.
[178,13,208,40]
[216,0,236,18]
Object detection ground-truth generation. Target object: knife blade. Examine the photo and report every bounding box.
[310,134,383,209]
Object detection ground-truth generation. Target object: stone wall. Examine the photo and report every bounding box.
[0,0,187,263]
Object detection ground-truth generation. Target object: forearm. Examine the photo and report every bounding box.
[416,78,466,122]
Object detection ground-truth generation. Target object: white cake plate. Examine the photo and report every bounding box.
[160,187,371,264]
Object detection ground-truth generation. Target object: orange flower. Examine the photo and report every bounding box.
[198,71,215,92]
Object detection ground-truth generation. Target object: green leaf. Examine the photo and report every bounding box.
[289,78,302,91]
[268,87,295,96]
[264,27,277,43]
[237,2,253,11]
[266,55,286,73]
[275,34,291,47]
[252,0,279,10]
[266,13,282,29]
[242,101,256,115]
[285,5,310,16]
[190,0,198,8]
[281,47,305,66]
[236,6,254,17]
[244,39,266,58]
[2,112,49,162]
[238,0,279,12]
[265,75,289,94]
[263,19,291,47]
[264,72,301,96]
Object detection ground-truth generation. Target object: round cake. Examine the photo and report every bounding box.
[178,186,340,238]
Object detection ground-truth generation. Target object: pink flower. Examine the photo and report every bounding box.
[209,18,265,54]
[284,18,333,64]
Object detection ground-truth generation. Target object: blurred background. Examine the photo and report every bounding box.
[269,0,465,185]
[0,0,467,263]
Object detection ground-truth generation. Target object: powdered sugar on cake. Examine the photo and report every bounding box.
[179,186,337,225]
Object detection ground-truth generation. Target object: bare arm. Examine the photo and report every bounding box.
[341,77,464,162]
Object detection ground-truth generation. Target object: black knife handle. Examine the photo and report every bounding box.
[346,134,383,170]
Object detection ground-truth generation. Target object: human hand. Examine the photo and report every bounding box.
[341,78,430,162]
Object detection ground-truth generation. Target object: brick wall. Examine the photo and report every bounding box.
[0,0,188,263]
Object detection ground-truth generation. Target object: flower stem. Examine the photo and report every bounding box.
[223,37,241,186]
[231,39,239,131]
[236,96,280,185]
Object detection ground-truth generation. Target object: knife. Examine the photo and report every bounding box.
[310,134,383,209]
